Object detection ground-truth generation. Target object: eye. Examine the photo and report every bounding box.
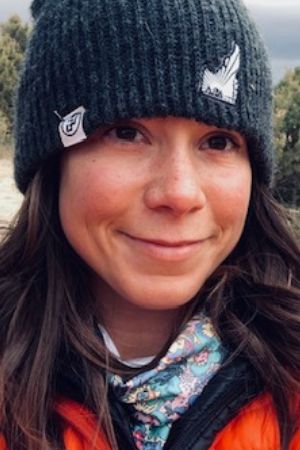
[105,125,145,143]
[201,134,238,151]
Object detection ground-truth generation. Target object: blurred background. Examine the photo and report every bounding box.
[0,0,299,230]
[1,0,299,82]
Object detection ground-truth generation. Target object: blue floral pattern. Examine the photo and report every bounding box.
[109,314,226,450]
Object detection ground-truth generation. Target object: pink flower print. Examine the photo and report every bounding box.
[135,412,160,426]
[133,430,145,450]
[194,350,209,365]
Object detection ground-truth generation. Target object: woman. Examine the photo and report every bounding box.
[1,0,300,449]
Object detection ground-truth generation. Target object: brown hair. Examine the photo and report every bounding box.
[0,157,300,449]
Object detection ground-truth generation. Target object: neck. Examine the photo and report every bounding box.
[93,281,182,360]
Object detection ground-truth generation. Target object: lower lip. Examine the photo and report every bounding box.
[120,234,205,261]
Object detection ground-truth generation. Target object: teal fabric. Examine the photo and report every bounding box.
[109,314,226,450]
[15,0,273,193]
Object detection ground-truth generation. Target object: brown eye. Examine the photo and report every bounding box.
[202,134,237,151]
[107,126,144,142]
[115,127,139,140]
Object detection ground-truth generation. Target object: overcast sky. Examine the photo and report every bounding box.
[0,0,299,83]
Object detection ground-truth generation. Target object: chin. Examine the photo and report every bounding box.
[117,279,202,311]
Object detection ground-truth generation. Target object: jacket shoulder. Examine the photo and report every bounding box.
[209,394,300,450]
[0,400,112,450]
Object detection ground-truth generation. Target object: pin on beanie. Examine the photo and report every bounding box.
[14,0,273,193]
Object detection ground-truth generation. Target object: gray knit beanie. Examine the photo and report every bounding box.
[14,0,273,193]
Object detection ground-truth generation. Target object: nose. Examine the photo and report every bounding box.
[144,149,206,216]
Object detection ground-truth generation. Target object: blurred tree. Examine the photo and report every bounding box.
[0,110,10,145]
[273,67,300,207]
[1,14,29,54]
[0,15,29,141]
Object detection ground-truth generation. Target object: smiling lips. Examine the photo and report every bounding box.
[120,232,206,261]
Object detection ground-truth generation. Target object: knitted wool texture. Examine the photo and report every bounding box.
[15,0,273,193]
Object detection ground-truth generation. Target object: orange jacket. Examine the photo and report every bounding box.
[210,394,300,449]
[1,394,299,449]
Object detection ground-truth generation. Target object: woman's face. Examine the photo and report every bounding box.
[59,117,252,310]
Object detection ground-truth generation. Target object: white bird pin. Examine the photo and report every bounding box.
[201,43,241,105]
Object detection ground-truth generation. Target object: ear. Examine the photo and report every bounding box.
[31,0,46,19]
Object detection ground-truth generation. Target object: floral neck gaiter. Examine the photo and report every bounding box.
[109,314,226,450]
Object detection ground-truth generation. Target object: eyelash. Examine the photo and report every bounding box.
[103,125,239,151]
[201,134,239,151]
[104,126,145,143]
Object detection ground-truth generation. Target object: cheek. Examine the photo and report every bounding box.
[209,166,252,234]
[221,186,250,222]
[59,157,135,243]
[75,172,124,221]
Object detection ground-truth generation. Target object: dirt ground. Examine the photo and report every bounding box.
[0,159,23,227]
